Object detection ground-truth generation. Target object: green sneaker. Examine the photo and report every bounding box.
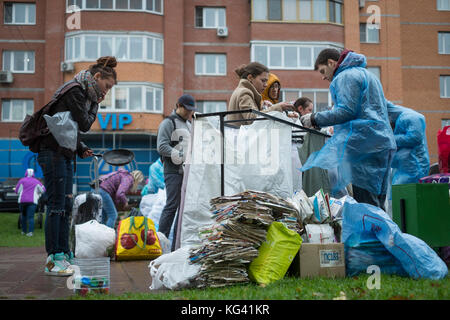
[45,253,74,277]
[64,252,75,265]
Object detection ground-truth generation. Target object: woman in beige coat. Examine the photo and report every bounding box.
[227,62,293,126]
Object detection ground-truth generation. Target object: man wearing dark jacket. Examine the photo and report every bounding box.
[157,94,196,251]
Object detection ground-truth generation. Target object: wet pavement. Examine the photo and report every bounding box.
[0,247,163,300]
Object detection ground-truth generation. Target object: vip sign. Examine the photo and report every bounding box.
[98,113,133,130]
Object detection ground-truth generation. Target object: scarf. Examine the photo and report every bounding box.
[74,70,102,102]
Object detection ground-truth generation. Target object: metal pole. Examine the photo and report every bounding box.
[220,114,225,196]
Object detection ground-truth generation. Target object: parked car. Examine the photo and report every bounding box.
[0,178,20,212]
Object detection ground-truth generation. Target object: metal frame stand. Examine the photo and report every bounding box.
[194,109,330,196]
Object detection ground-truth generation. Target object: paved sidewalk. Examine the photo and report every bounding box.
[0,247,162,300]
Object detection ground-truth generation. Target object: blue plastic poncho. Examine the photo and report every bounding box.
[302,52,396,196]
[386,102,430,185]
[141,158,165,195]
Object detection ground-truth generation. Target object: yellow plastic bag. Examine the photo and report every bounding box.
[115,216,162,261]
[249,222,302,284]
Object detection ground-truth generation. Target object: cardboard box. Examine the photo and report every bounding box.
[290,243,345,278]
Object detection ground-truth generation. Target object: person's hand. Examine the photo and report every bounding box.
[278,102,294,111]
[261,100,273,110]
[287,111,299,118]
[300,113,313,128]
[82,149,93,158]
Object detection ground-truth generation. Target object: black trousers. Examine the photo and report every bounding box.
[352,185,386,211]
[158,173,183,250]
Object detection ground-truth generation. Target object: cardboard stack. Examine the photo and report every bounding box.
[189,190,302,287]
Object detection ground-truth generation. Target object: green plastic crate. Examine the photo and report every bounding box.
[392,183,450,247]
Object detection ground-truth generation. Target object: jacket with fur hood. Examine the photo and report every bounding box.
[227,79,283,126]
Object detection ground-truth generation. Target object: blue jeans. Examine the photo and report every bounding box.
[37,149,73,256]
[19,203,36,233]
[98,188,118,229]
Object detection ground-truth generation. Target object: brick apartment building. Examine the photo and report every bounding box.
[0,0,449,192]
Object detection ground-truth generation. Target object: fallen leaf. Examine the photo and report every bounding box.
[333,291,347,300]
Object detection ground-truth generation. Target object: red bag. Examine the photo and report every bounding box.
[437,126,450,173]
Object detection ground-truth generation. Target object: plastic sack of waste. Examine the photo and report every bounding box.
[345,231,408,277]
[249,222,302,285]
[140,188,166,231]
[43,111,78,151]
[342,196,448,280]
[149,246,201,290]
[290,189,314,223]
[75,220,116,258]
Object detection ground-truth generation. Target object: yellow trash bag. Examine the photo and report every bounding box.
[115,216,162,261]
[249,222,302,284]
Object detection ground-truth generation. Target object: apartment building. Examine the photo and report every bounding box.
[0,0,449,191]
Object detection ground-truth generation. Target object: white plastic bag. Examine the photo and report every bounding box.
[75,220,116,258]
[291,189,314,223]
[305,223,336,244]
[44,111,78,151]
[148,246,201,290]
[157,232,171,255]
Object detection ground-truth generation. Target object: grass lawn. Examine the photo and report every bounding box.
[0,212,448,300]
[0,212,45,247]
[70,274,450,300]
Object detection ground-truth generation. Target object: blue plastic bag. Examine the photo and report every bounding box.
[342,197,448,280]
[345,231,408,277]
[141,158,165,196]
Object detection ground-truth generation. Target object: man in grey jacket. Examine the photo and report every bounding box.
[157,94,196,251]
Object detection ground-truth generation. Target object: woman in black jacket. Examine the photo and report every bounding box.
[37,56,117,276]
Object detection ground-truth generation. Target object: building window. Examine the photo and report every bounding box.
[195,54,227,76]
[440,76,450,98]
[252,42,341,70]
[2,50,35,73]
[437,0,450,10]
[197,101,227,114]
[1,99,33,122]
[367,66,381,80]
[252,0,343,24]
[195,7,226,28]
[66,0,163,14]
[360,23,380,43]
[65,32,163,63]
[438,32,450,54]
[442,119,450,128]
[281,89,331,113]
[4,2,36,25]
[99,83,163,113]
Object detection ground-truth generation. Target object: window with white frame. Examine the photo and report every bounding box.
[197,101,227,114]
[442,119,450,128]
[2,51,35,73]
[437,0,450,10]
[367,66,381,81]
[252,42,340,70]
[281,89,331,113]
[66,0,162,14]
[195,54,227,76]
[438,32,450,54]
[195,7,226,28]
[99,83,163,113]
[1,99,33,122]
[4,2,36,24]
[440,76,450,98]
[360,23,380,43]
[252,0,343,24]
[65,33,163,63]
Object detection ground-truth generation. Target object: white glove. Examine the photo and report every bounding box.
[300,113,313,128]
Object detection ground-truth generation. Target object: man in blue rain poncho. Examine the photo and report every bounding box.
[386,101,430,185]
[300,49,396,210]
